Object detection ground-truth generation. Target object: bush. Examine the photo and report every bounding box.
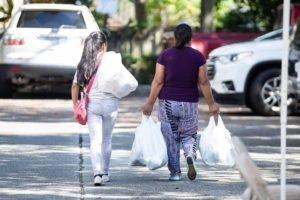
[135,54,157,84]
[122,54,138,74]
[122,54,157,84]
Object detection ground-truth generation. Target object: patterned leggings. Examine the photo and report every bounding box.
[158,99,198,176]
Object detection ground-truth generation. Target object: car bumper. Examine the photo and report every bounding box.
[207,56,251,93]
[0,63,76,85]
[212,90,245,105]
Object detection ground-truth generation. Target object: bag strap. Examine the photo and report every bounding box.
[84,56,103,94]
[85,75,96,94]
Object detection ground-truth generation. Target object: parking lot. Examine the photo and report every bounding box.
[0,96,299,199]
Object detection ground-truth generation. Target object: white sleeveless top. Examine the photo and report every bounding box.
[73,52,117,100]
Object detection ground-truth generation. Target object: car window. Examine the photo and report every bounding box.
[254,29,283,41]
[17,10,86,29]
[254,28,292,41]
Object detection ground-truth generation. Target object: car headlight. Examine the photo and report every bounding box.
[216,51,253,64]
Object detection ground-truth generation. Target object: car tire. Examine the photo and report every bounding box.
[249,68,293,116]
[0,81,12,98]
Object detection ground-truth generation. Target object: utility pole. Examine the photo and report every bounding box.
[280,1,290,200]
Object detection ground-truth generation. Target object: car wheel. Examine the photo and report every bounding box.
[249,68,293,116]
[0,81,12,98]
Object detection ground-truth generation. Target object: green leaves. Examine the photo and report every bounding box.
[146,0,200,28]
[214,0,282,32]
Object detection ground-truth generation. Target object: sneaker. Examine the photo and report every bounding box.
[101,174,110,183]
[187,156,197,180]
[169,174,182,181]
[94,174,103,186]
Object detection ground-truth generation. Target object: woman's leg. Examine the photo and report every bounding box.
[159,100,181,176]
[101,110,118,175]
[87,108,104,176]
[178,102,198,180]
[179,102,198,159]
[181,134,198,159]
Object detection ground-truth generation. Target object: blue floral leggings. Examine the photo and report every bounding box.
[158,99,198,176]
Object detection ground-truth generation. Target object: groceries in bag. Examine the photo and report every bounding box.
[95,51,138,98]
[199,115,235,167]
[130,116,168,170]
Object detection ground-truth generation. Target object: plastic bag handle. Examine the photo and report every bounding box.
[142,114,151,123]
[208,116,216,127]
[216,115,226,129]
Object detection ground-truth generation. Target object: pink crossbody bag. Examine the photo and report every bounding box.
[74,75,96,125]
[74,59,101,125]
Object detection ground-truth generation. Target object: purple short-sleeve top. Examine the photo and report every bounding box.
[157,47,206,102]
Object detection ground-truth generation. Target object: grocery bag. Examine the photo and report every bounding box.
[199,115,235,167]
[130,116,168,170]
[95,51,138,98]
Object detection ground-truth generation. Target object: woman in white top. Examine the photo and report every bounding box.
[71,31,118,186]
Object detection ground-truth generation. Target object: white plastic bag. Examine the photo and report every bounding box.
[95,51,138,98]
[199,115,235,167]
[130,116,168,170]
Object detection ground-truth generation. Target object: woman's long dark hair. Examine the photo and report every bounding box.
[76,31,107,86]
[174,24,192,49]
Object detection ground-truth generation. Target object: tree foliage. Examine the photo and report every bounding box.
[145,0,200,29]
[214,0,284,31]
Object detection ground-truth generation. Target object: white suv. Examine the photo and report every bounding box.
[208,29,299,115]
[0,4,99,96]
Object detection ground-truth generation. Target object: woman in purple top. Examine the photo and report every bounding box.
[142,24,220,181]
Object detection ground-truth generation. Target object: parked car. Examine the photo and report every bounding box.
[0,4,100,96]
[208,28,299,115]
[189,3,300,58]
[191,32,260,58]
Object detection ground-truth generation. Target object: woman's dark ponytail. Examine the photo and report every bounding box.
[174,23,192,49]
[76,31,107,86]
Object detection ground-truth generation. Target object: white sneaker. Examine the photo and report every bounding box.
[94,175,103,186]
[101,174,110,183]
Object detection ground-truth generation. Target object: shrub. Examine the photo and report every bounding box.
[122,54,157,84]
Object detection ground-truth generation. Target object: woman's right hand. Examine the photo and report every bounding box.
[141,102,154,116]
[208,103,220,115]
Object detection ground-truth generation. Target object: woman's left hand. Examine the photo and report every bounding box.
[208,103,220,116]
[141,103,154,116]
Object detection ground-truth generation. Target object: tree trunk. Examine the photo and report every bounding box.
[103,14,109,27]
[134,0,146,29]
[200,0,215,32]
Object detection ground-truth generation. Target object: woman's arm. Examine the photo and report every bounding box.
[71,83,80,108]
[198,64,220,115]
[142,63,165,115]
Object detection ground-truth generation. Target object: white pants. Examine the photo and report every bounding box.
[87,98,118,175]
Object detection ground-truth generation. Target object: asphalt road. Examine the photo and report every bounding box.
[0,96,299,200]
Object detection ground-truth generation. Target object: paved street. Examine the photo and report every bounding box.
[0,96,299,200]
